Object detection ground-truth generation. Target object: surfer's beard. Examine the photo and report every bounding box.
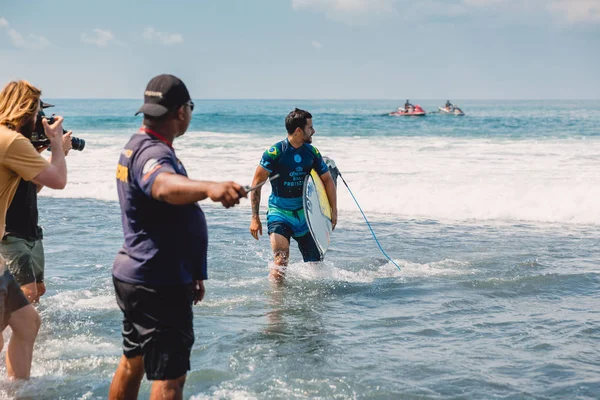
[303,131,313,143]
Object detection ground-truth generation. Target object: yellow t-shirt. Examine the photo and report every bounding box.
[0,125,50,270]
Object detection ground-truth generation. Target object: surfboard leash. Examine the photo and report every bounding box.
[337,172,402,272]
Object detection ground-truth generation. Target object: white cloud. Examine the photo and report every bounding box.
[459,0,600,23]
[312,40,323,49]
[0,16,51,49]
[292,0,600,25]
[142,27,183,46]
[292,0,395,19]
[81,28,116,47]
[550,0,600,23]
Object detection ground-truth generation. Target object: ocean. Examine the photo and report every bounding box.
[1,99,599,399]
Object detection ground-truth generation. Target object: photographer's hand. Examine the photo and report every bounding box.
[42,115,65,148]
[62,131,73,156]
[33,115,67,190]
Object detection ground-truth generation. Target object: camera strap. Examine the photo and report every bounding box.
[140,127,173,149]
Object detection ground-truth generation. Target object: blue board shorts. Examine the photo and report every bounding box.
[267,206,321,262]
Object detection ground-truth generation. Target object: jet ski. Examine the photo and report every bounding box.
[438,105,464,116]
[389,105,426,116]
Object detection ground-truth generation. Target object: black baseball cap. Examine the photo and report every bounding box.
[40,100,54,108]
[135,74,191,117]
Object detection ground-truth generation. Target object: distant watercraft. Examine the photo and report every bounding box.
[438,106,465,116]
[389,105,427,116]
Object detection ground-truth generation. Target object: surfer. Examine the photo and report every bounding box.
[249,108,337,281]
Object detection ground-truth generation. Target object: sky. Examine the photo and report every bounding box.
[0,0,599,99]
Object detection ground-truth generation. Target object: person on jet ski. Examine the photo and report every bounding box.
[445,100,454,111]
[404,100,414,112]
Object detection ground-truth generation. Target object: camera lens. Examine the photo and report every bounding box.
[71,137,86,151]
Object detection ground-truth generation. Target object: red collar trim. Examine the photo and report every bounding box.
[140,127,173,148]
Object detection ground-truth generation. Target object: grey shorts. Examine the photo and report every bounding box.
[0,236,45,286]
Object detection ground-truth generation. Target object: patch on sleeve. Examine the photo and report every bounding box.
[143,159,159,174]
[311,146,320,156]
[266,146,280,159]
[142,158,162,181]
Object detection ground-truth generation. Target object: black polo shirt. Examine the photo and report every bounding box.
[113,132,208,286]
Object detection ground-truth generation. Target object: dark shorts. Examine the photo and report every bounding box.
[0,269,30,330]
[267,208,321,262]
[0,236,45,286]
[113,277,195,380]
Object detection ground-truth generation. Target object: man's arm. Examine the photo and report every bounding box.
[151,172,245,208]
[31,118,67,190]
[37,132,73,193]
[250,166,270,240]
[320,171,338,230]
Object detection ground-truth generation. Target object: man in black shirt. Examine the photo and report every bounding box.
[0,101,72,303]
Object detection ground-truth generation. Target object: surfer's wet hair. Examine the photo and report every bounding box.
[285,108,312,134]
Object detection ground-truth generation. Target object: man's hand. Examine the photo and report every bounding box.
[41,116,65,147]
[192,280,205,304]
[331,208,338,231]
[207,181,247,208]
[62,131,73,156]
[250,216,262,240]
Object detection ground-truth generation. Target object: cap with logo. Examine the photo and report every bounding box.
[136,74,191,117]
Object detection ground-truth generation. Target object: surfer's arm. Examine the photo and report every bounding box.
[250,166,269,239]
[320,171,338,230]
[250,166,269,219]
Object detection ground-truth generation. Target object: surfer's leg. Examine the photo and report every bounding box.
[267,210,294,281]
[291,209,321,262]
[269,232,290,282]
[295,233,322,262]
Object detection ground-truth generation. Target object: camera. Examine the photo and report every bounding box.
[32,108,85,151]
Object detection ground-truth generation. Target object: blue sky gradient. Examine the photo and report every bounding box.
[1,0,599,99]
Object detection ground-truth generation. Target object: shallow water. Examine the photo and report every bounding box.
[1,100,599,399]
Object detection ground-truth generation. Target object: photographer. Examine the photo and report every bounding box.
[0,80,68,380]
[0,101,73,304]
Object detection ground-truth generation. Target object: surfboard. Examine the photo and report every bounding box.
[303,169,332,259]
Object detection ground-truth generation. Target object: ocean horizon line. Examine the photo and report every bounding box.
[39,97,600,102]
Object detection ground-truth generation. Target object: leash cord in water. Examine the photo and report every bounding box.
[338,172,401,271]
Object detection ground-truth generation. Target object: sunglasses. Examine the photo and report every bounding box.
[186,101,195,112]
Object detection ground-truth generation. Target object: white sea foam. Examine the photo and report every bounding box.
[42,132,600,225]
[190,388,257,400]
[283,258,474,283]
[45,290,117,310]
